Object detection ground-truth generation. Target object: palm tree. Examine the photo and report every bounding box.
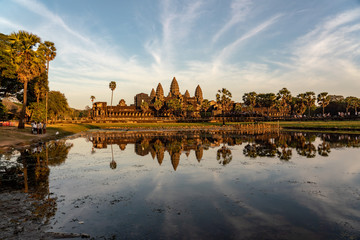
[109,81,116,106]
[242,92,257,116]
[317,92,330,115]
[294,94,307,116]
[216,88,232,125]
[90,95,95,105]
[276,88,292,118]
[38,41,56,125]
[304,92,316,117]
[9,31,46,129]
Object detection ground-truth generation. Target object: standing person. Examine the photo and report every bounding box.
[34,121,38,135]
[31,121,35,134]
[42,122,46,134]
[38,122,42,134]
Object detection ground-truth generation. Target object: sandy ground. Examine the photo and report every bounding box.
[0,126,57,153]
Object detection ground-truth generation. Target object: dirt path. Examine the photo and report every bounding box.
[0,126,59,153]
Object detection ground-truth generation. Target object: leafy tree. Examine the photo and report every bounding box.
[256,93,276,116]
[0,100,8,120]
[345,96,357,114]
[109,81,116,106]
[317,92,330,115]
[28,101,46,122]
[32,72,48,105]
[234,103,242,113]
[140,101,149,112]
[153,99,163,116]
[353,98,360,114]
[48,91,70,122]
[166,98,182,116]
[9,31,46,128]
[243,92,257,115]
[304,92,316,117]
[186,104,194,117]
[276,88,292,118]
[0,33,18,96]
[293,94,307,116]
[200,99,210,113]
[216,88,232,125]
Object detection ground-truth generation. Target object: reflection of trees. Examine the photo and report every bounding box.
[110,144,116,169]
[4,141,73,225]
[217,145,232,166]
[295,134,316,158]
[276,134,292,161]
[243,144,258,158]
[318,137,331,157]
[87,132,360,165]
[46,140,73,166]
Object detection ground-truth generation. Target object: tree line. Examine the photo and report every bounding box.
[0,30,71,127]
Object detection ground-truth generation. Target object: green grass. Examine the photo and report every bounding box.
[46,120,360,135]
[278,121,360,129]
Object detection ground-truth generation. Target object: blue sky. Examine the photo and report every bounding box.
[1,0,360,109]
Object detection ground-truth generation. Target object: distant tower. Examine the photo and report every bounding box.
[150,88,156,99]
[184,90,190,98]
[195,85,203,103]
[156,83,164,99]
[170,77,180,96]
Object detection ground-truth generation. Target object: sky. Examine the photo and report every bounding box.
[1,0,360,109]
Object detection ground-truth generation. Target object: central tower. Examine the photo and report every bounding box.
[169,77,180,97]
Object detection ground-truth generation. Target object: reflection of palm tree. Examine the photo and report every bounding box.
[243,144,257,158]
[277,148,292,160]
[217,145,232,165]
[318,140,331,157]
[296,134,316,158]
[110,144,117,169]
[276,135,292,160]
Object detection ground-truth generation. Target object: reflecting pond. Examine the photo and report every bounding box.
[1,131,360,239]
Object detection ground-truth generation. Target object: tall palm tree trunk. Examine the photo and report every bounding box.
[111,90,114,106]
[18,80,28,129]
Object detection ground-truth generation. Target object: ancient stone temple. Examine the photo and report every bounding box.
[134,77,203,110]
[92,77,204,120]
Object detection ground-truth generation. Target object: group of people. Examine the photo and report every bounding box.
[31,121,46,134]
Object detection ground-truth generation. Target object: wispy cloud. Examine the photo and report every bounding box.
[212,0,252,43]
[214,14,282,67]
[13,0,92,44]
[145,0,204,72]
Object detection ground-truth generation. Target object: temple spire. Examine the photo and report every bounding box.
[170,77,180,96]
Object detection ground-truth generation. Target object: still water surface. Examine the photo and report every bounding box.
[1,131,360,239]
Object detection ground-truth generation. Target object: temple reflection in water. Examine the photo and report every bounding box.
[87,131,360,170]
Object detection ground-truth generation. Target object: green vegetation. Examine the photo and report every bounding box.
[279,121,360,133]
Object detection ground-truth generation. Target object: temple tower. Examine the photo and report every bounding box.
[170,77,180,96]
[184,90,190,98]
[195,85,203,103]
[156,83,164,99]
[150,88,156,98]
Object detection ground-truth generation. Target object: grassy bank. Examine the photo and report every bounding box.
[278,121,360,133]
[29,121,360,135]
